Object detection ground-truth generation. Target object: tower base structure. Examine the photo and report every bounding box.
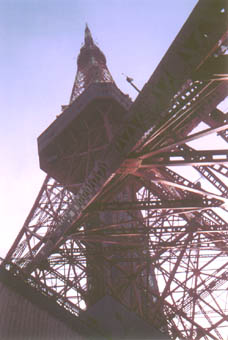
[81,295,171,340]
[0,265,170,340]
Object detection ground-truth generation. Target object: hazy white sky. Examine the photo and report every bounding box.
[0,0,199,258]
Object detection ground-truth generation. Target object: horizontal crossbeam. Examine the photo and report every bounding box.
[89,198,223,212]
[141,149,228,167]
[134,121,228,160]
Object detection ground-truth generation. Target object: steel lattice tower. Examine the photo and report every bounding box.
[2,1,228,339]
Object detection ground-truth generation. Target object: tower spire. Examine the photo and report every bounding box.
[69,25,114,104]
[84,23,94,46]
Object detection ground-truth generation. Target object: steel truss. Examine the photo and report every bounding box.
[3,1,228,339]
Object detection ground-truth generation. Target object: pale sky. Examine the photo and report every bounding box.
[0,0,199,258]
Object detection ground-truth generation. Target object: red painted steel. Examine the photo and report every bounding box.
[3,1,228,339]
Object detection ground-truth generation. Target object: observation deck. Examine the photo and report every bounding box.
[38,82,131,191]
